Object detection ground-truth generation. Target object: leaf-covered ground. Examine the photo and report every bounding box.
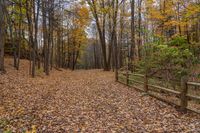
[0,58,200,132]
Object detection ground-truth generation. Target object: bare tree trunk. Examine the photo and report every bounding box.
[6,8,17,68]
[73,44,81,70]
[130,0,136,71]
[16,0,23,70]
[119,0,125,68]
[112,0,119,80]
[87,0,110,71]
[108,0,112,70]
[10,26,17,68]
[26,0,35,77]
[42,0,49,75]
[0,0,6,72]
[67,33,71,68]
[177,1,181,35]
[34,0,40,73]
[93,42,97,69]
[72,41,75,70]
[138,0,142,60]
[50,3,54,70]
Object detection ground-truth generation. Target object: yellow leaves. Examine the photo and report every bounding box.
[75,6,90,28]
[146,0,154,6]
[146,0,153,4]
[164,0,174,15]
[179,21,188,27]
[147,0,176,21]
[148,8,164,20]
[69,27,87,52]
[78,6,89,16]
[185,4,200,18]
[67,5,89,54]
[25,125,37,133]
[121,12,131,17]
[164,20,179,26]
[146,0,165,21]
[99,7,110,14]
[146,0,200,38]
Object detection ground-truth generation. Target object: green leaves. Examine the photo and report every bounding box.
[167,36,188,49]
[139,36,196,79]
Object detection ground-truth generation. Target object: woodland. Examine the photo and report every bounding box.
[0,0,200,132]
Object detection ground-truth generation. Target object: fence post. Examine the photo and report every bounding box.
[144,72,148,92]
[126,70,129,85]
[180,76,188,112]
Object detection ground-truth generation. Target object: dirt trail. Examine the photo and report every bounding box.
[0,58,200,132]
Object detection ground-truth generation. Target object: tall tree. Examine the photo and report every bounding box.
[130,0,136,70]
[86,0,110,71]
[137,0,142,60]
[0,0,6,72]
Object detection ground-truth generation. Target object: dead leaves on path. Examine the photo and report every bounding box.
[0,58,200,132]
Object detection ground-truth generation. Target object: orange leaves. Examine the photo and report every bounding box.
[70,28,87,49]
[75,6,90,28]
[1,58,200,132]
[145,0,200,38]
[67,4,90,56]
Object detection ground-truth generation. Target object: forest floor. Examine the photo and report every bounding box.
[0,58,200,132]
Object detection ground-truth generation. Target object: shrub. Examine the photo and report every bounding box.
[138,36,196,80]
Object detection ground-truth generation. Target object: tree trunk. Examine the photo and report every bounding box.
[26,0,35,77]
[130,0,135,71]
[138,0,142,60]
[87,0,110,71]
[16,0,23,70]
[34,0,40,73]
[0,0,5,72]
[42,0,49,75]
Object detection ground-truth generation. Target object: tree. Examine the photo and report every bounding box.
[0,0,199,77]
[130,0,136,70]
[137,0,143,60]
[86,0,110,71]
[0,0,6,72]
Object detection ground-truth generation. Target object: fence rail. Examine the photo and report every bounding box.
[117,70,200,114]
[187,82,200,87]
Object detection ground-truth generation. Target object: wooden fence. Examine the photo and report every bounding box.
[117,71,200,114]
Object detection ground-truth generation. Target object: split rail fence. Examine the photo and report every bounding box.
[117,70,200,114]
